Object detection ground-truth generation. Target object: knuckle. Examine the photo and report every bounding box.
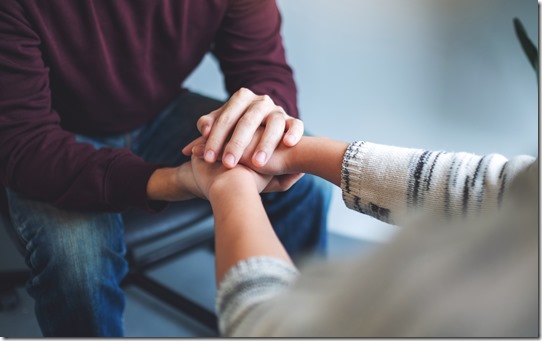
[265,111,287,125]
[258,141,275,153]
[294,118,304,129]
[259,132,281,150]
[270,111,285,121]
[239,111,262,127]
[216,111,236,127]
[257,135,273,149]
[227,138,247,152]
[205,135,220,148]
[260,94,273,104]
[237,87,254,99]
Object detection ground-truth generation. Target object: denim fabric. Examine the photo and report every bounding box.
[5,92,332,336]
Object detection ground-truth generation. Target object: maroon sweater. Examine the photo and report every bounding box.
[0,0,297,212]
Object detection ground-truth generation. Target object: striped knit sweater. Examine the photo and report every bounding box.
[216,141,537,337]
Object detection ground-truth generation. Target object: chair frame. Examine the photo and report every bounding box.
[0,197,218,334]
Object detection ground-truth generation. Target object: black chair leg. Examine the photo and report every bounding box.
[0,269,29,311]
[126,273,218,333]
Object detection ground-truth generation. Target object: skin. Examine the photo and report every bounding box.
[182,87,304,168]
[189,130,350,187]
[190,156,293,284]
[147,87,304,202]
[189,133,349,283]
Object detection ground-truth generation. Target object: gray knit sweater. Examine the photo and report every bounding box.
[216,141,538,337]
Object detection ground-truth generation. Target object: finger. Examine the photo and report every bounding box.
[204,88,256,163]
[283,117,304,147]
[252,111,286,167]
[196,109,220,138]
[263,173,305,193]
[221,95,275,168]
[191,144,206,158]
[182,136,207,156]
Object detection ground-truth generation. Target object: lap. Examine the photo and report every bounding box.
[4,91,329,264]
[132,91,224,165]
[5,188,125,267]
[4,92,222,253]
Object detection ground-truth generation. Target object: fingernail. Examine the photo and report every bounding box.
[205,150,215,162]
[224,153,236,167]
[254,151,267,165]
[285,134,297,145]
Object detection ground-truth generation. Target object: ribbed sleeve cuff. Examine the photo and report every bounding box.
[105,154,168,212]
[341,141,367,212]
[216,256,299,336]
[341,141,416,224]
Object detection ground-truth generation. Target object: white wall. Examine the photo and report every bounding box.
[183,0,539,242]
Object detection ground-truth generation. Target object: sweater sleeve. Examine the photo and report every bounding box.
[216,256,299,336]
[215,144,537,336]
[212,0,298,117]
[0,2,166,212]
[341,141,535,225]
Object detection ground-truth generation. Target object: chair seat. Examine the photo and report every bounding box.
[122,199,213,247]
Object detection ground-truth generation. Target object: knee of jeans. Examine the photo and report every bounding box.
[26,213,127,289]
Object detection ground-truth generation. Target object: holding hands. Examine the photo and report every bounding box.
[182,87,304,169]
[189,154,271,200]
[189,143,303,200]
[181,87,305,200]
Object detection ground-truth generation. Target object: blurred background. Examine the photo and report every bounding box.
[185,0,539,243]
[1,0,538,337]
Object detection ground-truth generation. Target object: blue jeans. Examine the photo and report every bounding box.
[5,92,332,336]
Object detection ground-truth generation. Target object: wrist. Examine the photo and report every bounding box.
[147,164,196,201]
[288,136,315,173]
[208,169,258,203]
[288,136,349,186]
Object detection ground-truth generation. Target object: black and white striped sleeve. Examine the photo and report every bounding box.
[341,141,535,225]
[216,256,299,336]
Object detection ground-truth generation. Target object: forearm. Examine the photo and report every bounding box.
[287,136,349,187]
[282,137,536,225]
[209,174,292,285]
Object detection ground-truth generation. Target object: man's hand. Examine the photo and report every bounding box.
[146,162,204,201]
[182,87,304,169]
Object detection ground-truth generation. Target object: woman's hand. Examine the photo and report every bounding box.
[191,154,273,200]
[192,141,304,197]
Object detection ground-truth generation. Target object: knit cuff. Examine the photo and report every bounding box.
[216,256,299,336]
[340,141,416,224]
[341,141,367,213]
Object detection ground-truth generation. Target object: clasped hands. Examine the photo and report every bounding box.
[181,88,304,200]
